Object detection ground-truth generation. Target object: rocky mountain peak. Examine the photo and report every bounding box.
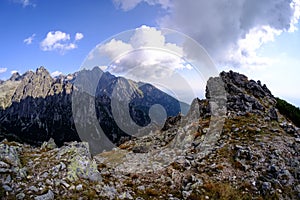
[11,67,54,102]
[36,66,48,73]
[216,70,277,117]
[9,72,21,81]
[220,70,273,98]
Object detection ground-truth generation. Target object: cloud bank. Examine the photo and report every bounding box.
[113,0,300,68]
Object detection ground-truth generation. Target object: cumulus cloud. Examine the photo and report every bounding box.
[40,31,84,54]
[95,25,188,79]
[51,71,63,77]
[99,38,133,60]
[75,33,84,41]
[114,0,300,69]
[0,68,7,74]
[23,34,36,45]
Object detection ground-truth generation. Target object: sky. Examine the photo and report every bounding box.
[0,0,300,106]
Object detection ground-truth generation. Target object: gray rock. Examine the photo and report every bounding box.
[4,174,11,184]
[132,145,149,153]
[2,184,12,192]
[0,168,11,173]
[182,190,191,200]
[268,107,278,121]
[64,142,102,182]
[41,138,57,149]
[16,192,26,200]
[0,160,10,168]
[40,172,49,179]
[0,143,21,167]
[60,162,66,170]
[137,185,145,191]
[119,191,133,200]
[262,182,271,191]
[76,184,83,191]
[60,180,70,188]
[295,184,300,193]
[28,185,39,192]
[34,190,54,200]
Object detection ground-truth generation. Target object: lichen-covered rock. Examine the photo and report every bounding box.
[67,155,101,182]
[56,141,102,182]
[0,142,21,167]
[41,138,57,149]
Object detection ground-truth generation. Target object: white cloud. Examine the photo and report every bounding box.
[99,38,133,60]
[159,0,300,68]
[75,32,84,41]
[114,0,300,69]
[11,70,19,74]
[51,71,63,77]
[99,66,108,71]
[289,0,300,32]
[84,26,201,103]
[23,33,36,45]
[0,68,7,74]
[225,26,282,68]
[13,0,36,7]
[96,25,190,78]
[40,31,84,54]
[112,0,171,11]
[40,31,70,51]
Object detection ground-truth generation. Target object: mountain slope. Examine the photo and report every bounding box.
[0,66,185,153]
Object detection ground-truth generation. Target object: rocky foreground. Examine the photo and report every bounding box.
[1,71,300,199]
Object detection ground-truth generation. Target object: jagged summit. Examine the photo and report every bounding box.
[9,72,21,81]
[219,70,276,115]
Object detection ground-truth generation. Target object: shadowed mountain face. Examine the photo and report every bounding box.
[0,67,186,150]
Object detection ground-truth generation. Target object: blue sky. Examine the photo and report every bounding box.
[0,0,300,106]
[0,0,161,76]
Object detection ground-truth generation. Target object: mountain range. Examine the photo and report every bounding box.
[0,68,300,199]
[0,66,188,154]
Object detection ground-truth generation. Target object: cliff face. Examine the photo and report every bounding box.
[0,70,300,199]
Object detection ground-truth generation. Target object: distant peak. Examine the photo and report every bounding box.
[92,66,104,73]
[9,71,21,81]
[36,66,51,76]
[36,66,48,73]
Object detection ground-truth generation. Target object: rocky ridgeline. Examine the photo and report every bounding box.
[0,67,183,148]
[1,70,300,199]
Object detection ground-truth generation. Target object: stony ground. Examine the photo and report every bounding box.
[1,109,300,199]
